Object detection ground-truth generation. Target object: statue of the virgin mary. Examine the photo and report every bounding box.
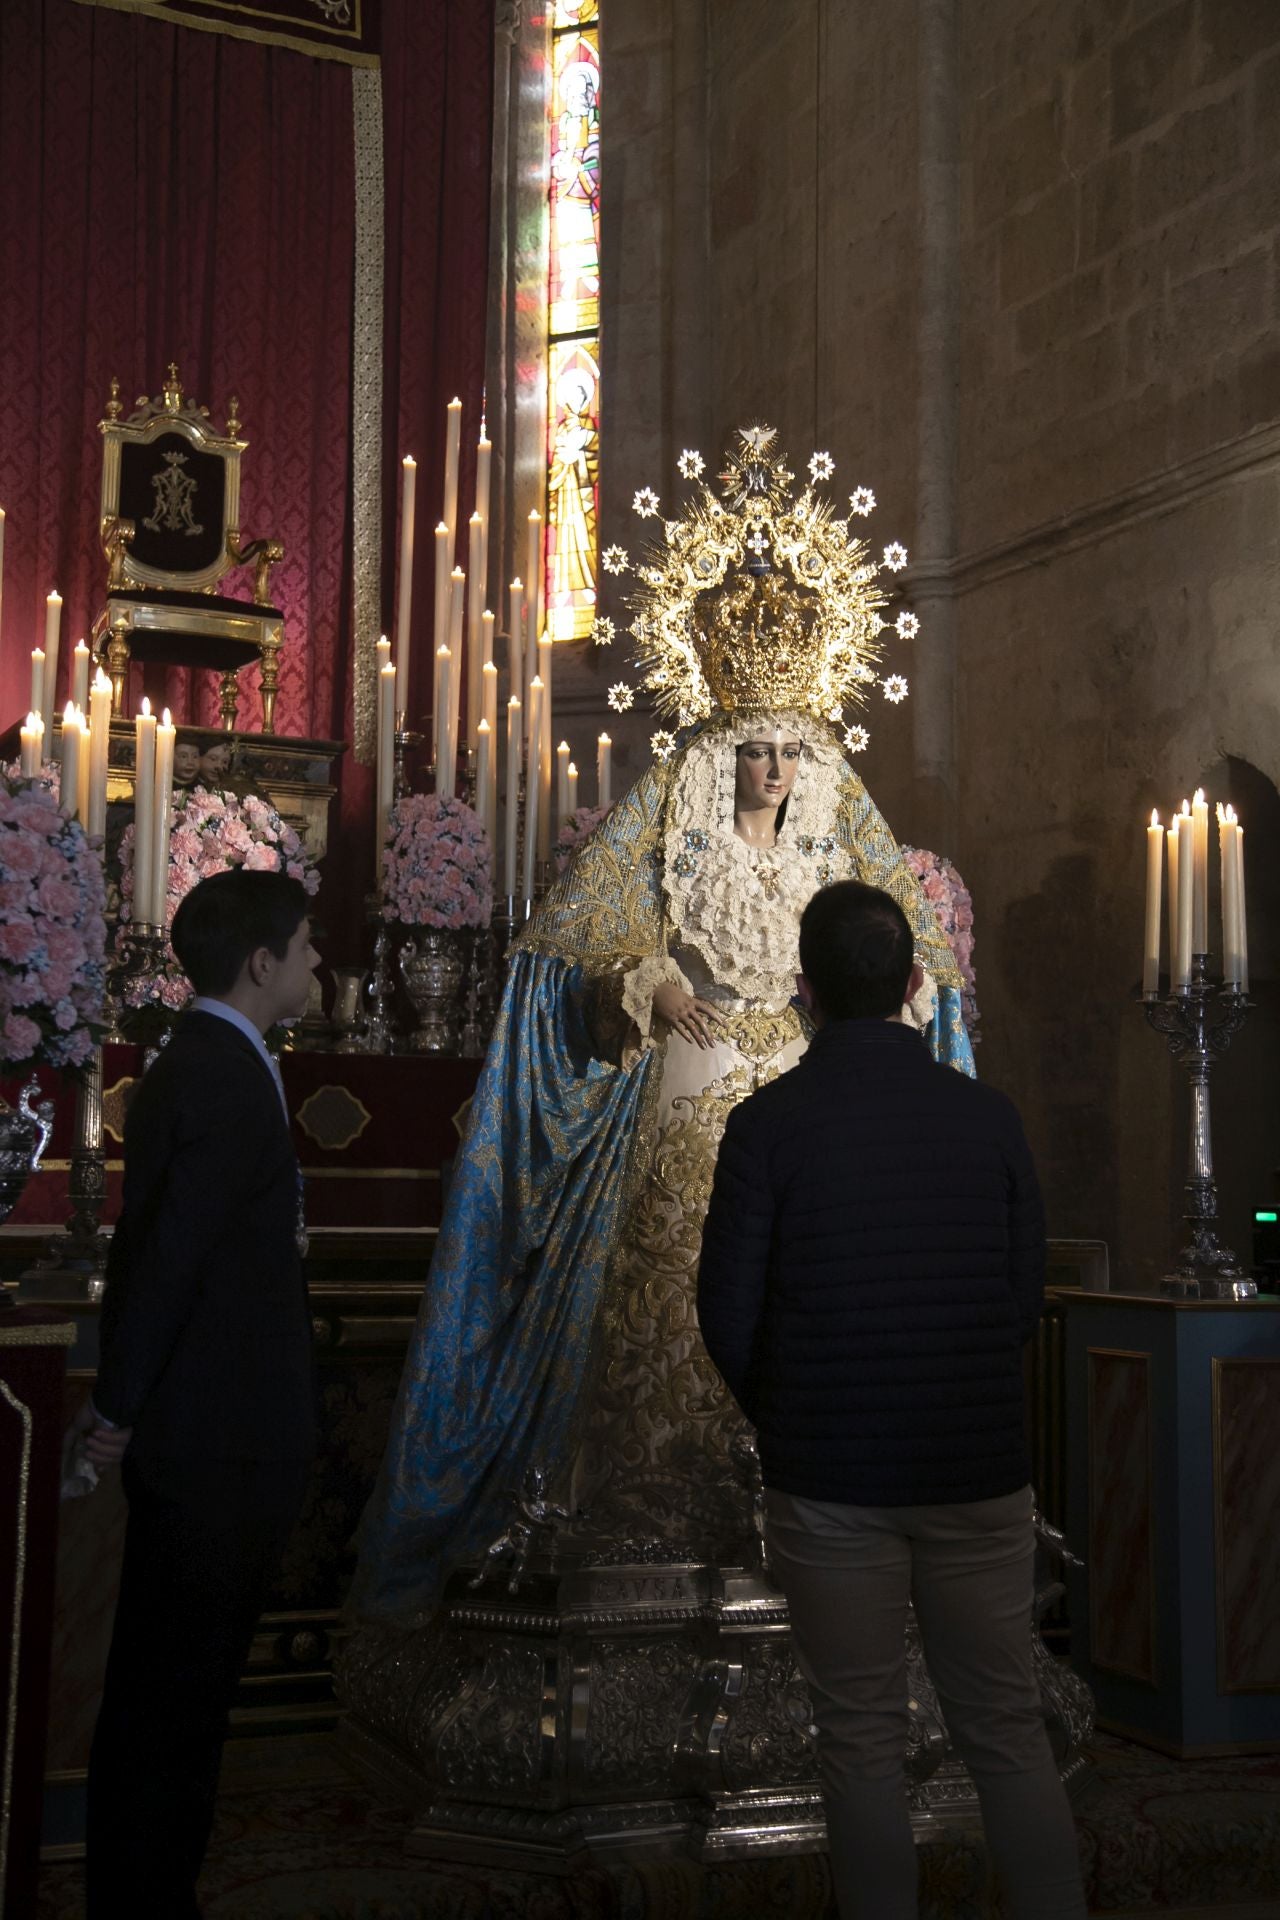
[351,429,973,1623]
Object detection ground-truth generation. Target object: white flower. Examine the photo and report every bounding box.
[844,724,870,753]
[849,486,876,516]
[808,451,835,481]
[884,542,908,571]
[633,487,660,518]
[883,674,909,704]
[651,729,676,761]
[602,544,630,574]
[677,449,705,479]
[608,682,634,712]
[895,610,920,639]
[591,615,615,647]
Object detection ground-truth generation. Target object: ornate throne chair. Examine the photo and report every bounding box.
[94,365,286,730]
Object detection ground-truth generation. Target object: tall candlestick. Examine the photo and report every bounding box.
[447,569,465,777]
[508,579,524,709]
[475,424,492,602]
[133,698,157,926]
[395,456,416,691]
[19,713,41,779]
[523,677,543,902]
[435,647,453,796]
[59,702,81,820]
[557,740,571,825]
[1174,801,1193,990]
[1143,809,1162,994]
[467,514,484,750]
[476,719,492,840]
[87,669,112,837]
[72,639,91,714]
[76,708,90,825]
[1218,803,1240,987]
[443,398,463,545]
[567,761,578,814]
[43,591,62,738]
[150,708,175,924]
[376,657,396,880]
[1234,816,1248,993]
[598,732,612,809]
[30,648,44,727]
[1191,787,1209,955]
[505,696,521,898]
[526,510,542,648]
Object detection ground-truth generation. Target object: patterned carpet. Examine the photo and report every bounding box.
[36,1730,1280,1918]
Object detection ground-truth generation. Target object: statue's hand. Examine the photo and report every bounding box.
[652,982,727,1050]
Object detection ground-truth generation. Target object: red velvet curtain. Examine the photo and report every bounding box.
[0,0,494,946]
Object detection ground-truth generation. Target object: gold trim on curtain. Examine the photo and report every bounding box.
[351,64,385,764]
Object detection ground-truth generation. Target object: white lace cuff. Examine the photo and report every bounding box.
[621,954,694,1047]
[903,966,939,1034]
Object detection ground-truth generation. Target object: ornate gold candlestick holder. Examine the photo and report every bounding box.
[362,898,395,1056]
[1142,954,1255,1300]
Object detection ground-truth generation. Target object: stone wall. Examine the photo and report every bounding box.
[596,0,1280,1284]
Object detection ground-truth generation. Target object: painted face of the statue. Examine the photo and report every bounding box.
[173,742,202,785]
[734,732,802,818]
[198,742,231,783]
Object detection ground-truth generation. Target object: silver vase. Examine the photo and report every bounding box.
[0,1078,55,1228]
[399,928,465,1054]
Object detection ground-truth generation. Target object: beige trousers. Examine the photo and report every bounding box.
[765,1484,1088,1920]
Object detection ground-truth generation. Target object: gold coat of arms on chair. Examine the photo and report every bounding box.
[94,364,286,731]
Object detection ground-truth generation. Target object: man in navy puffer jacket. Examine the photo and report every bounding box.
[698,879,1086,1920]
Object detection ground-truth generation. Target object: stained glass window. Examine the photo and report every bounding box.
[546,1,600,643]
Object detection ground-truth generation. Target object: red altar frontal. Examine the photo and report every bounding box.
[1,1049,484,1233]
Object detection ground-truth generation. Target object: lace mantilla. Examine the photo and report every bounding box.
[662,712,849,1007]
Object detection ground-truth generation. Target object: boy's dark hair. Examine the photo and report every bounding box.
[799,880,914,1020]
[171,869,309,997]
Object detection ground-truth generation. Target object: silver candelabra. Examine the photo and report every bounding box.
[1142,954,1255,1300]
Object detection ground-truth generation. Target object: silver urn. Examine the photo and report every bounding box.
[0,1079,55,1227]
[399,928,465,1054]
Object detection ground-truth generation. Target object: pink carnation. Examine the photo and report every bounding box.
[2,1012,41,1059]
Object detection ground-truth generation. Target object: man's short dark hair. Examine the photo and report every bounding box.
[171,869,309,997]
[799,880,914,1020]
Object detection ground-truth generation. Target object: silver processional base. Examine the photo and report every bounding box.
[337,1549,1095,1872]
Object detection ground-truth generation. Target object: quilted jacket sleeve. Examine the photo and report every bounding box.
[697,1100,776,1420]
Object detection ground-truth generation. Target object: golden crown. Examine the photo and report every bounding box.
[596,427,916,759]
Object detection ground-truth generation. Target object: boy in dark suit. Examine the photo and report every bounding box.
[78,868,319,1918]
[698,880,1086,1920]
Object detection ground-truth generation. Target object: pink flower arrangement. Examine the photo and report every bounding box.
[382,792,492,930]
[901,846,979,1038]
[0,769,107,1070]
[118,784,322,1011]
[553,804,608,875]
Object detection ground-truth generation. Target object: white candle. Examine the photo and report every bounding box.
[435,646,453,796]
[1166,823,1180,985]
[376,632,391,676]
[443,398,463,544]
[19,712,41,779]
[1174,801,1193,989]
[1191,787,1208,956]
[1142,809,1162,994]
[538,634,554,863]
[467,513,484,750]
[150,708,175,925]
[76,709,91,825]
[523,676,543,901]
[482,608,495,672]
[433,519,452,669]
[1234,816,1248,993]
[482,659,499,737]
[133,698,157,926]
[598,732,612,809]
[526,509,542,646]
[87,668,112,837]
[447,569,465,776]
[30,648,44,725]
[59,702,81,819]
[475,424,492,608]
[567,761,578,814]
[507,578,524,709]
[1218,804,1239,987]
[377,662,397,879]
[395,456,416,691]
[72,639,91,714]
[505,695,521,898]
[557,740,571,825]
[476,719,492,840]
[43,591,62,738]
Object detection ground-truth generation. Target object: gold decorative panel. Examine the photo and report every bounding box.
[1087,1347,1155,1684]
[296,1085,372,1154]
[1214,1357,1280,1694]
